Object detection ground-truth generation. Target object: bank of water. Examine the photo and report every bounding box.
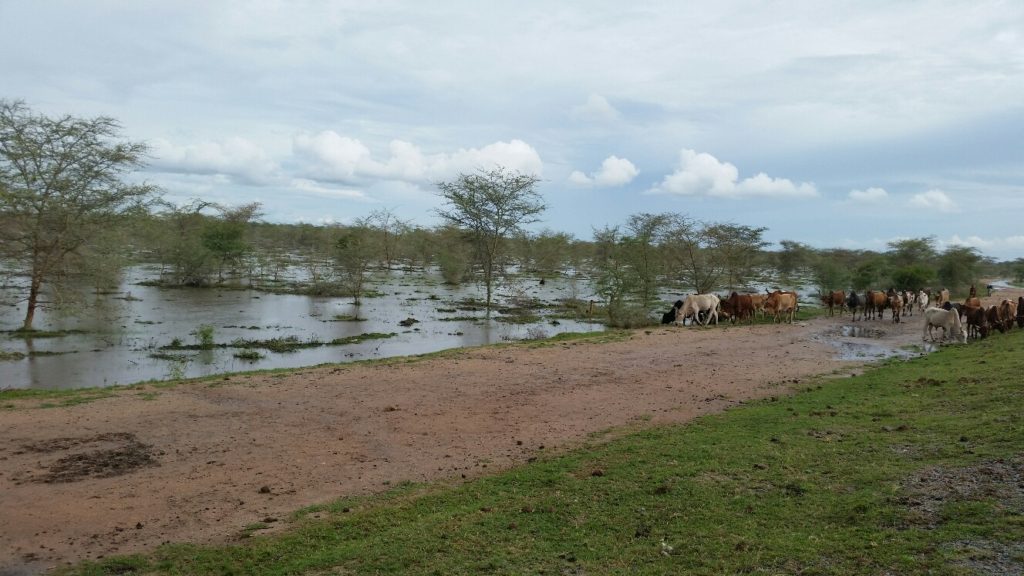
[0,268,604,390]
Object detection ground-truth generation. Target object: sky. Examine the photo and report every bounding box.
[2,1,1024,260]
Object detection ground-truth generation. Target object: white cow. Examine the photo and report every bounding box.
[924,306,967,344]
[675,294,720,327]
[917,290,929,314]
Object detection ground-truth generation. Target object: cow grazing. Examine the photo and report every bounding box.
[720,292,754,324]
[999,299,1018,332]
[847,291,864,321]
[764,290,797,324]
[661,300,684,324]
[676,294,720,327]
[820,290,845,317]
[986,305,1006,334]
[924,307,967,344]
[963,306,989,339]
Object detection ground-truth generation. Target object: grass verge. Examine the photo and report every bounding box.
[59,330,1023,575]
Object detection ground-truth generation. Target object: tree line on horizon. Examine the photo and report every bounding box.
[3,101,1022,330]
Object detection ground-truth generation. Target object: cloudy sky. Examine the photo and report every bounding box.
[3,1,1023,259]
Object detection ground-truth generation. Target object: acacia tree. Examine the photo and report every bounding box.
[937,245,983,294]
[362,208,410,270]
[625,213,675,308]
[333,224,376,304]
[0,100,157,329]
[662,215,720,293]
[202,202,262,283]
[435,167,546,310]
[705,222,769,290]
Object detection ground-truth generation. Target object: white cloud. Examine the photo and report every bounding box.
[947,234,1024,250]
[443,140,544,179]
[568,155,638,187]
[909,189,959,213]
[149,137,278,185]
[649,149,818,198]
[571,94,620,123]
[848,187,889,202]
[289,178,367,200]
[293,131,543,183]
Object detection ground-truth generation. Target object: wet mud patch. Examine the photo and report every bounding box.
[945,540,1024,576]
[894,455,1024,529]
[17,432,159,483]
[815,324,937,361]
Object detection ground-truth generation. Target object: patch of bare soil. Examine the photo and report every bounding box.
[0,292,1017,575]
[897,455,1024,529]
[15,433,160,484]
[895,455,1024,575]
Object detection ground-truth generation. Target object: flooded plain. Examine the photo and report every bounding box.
[0,267,604,390]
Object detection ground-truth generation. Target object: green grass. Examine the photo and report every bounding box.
[58,330,1024,575]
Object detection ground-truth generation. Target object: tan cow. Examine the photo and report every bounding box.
[998,299,1018,332]
[820,290,845,317]
[764,290,797,323]
[749,293,767,318]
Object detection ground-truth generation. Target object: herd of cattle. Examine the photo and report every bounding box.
[661,289,802,327]
[662,285,1024,345]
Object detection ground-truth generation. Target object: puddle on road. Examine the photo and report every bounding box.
[839,325,885,339]
[818,325,939,361]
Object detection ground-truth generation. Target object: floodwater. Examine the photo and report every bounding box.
[0,268,604,390]
[820,324,938,361]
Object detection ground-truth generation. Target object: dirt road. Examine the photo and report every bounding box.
[2,299,1001,575]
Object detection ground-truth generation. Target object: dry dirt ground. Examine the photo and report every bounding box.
[1,290,1018,575]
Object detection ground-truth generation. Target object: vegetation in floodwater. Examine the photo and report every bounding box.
[233,349,264,361]
[194,324,216,350]
[329,314,368,322]
[0,349,25,361]
[59,330,1024,576]
[494,313,542,324]
[328,332,397,346]
[160,332,398,353]
[4,328,87,339]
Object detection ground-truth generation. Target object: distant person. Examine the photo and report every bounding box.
[987,284,994,297]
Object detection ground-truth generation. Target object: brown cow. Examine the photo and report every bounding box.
[720,291,754,324]
[986,305,1006,334]
[888,292,903,323]
[865,290,887,320]
[764,290,797,323]
[936,288,950,308]
[820,290,845,317]
[963,306,989,339]
[964,297,981,309]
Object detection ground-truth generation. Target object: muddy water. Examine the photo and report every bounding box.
[0,268,604,390]
[819,324,938,361]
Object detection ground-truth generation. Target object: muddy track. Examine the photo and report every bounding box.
[3,294,1014,575]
